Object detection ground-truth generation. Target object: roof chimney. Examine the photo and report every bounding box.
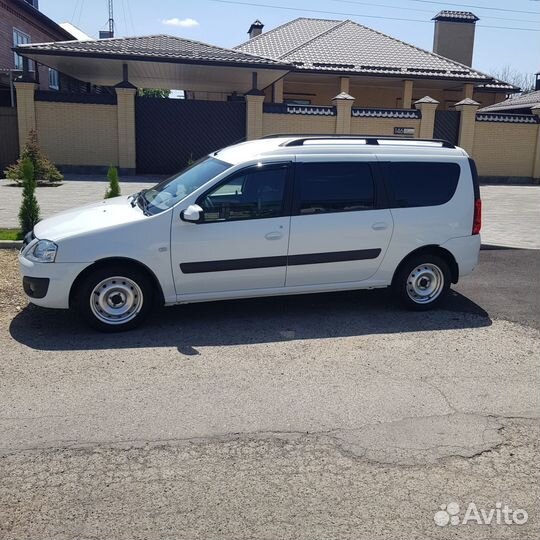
[247,20,264,39]
[535,73,540,92]
[432,11,478,67]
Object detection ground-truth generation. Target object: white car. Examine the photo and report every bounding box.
[19,136,481,332]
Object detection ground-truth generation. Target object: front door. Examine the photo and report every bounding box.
[286,158,393,287]
[171,162,292,296]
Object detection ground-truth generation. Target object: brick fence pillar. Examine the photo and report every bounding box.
[332,92,354,134]
[115,86,137,174]
[245,92,265,140]
[532,105,540,180]
[414,96,439,139]
[455,98,480,154]
[14,81,38,151]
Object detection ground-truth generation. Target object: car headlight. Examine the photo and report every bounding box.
[26,239,58,263]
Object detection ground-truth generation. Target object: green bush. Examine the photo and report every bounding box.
[5,130,63,185]
[18,158,40,235]
[104,166,121,199]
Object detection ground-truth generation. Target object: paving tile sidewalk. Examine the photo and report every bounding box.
[0,175,160,228]
[1,178,539,250]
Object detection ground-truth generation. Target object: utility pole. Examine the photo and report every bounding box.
[99,0,115,38]
[107,0,114,37]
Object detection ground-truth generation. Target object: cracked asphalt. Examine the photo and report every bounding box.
[0,245,539,540]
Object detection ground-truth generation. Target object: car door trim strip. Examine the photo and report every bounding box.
[180,249,381,274]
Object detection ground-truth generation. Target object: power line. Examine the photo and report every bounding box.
[332,0,539,23]
[76,0,85,28]
[70,0,80,23]
[207,0,540,31]
[406,0,539,15]
[126,0,136,35]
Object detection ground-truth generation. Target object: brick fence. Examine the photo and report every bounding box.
[13,83,540,180]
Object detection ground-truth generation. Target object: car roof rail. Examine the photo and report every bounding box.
[261,134,455,149]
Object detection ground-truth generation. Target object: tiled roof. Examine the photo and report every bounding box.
[479,90,540,112]
[432,11,479,22]
[15,34,287,68]
[235,17,492,81]
[237,18,340,59]
[477,80,519,91]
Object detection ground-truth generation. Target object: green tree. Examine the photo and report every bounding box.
[104,166,121,199]
[5,130,63,185]
[18,158,40,235]
[138,88,170,98]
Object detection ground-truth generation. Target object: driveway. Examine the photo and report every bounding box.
[480,184,540,249]
[0,244,538,539]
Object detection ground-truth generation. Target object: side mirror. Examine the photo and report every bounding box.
[180,204,204,223]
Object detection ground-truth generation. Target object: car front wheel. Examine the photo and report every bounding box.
[74,265,154,331]
[393,254,451,310]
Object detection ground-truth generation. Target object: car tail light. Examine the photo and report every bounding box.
[472,199,482,235]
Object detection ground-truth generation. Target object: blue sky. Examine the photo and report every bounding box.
[40,0,540,77]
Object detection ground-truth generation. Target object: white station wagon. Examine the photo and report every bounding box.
[19,136,482,331]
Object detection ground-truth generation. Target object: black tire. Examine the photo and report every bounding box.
[392,254,451,311]
[73,264,154,332]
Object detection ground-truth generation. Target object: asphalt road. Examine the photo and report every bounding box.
[1,247,539,540]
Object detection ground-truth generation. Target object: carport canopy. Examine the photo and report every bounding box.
[14,34,290,93]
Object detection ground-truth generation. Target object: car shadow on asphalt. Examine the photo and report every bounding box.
[9,288,491,352]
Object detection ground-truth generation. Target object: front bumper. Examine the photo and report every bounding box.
[19,255,90,309]
[23,276,50,299]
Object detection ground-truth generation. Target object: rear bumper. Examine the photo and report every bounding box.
[19,255,90,309]
[442,234,481,279]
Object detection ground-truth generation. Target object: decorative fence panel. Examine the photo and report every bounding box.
[136,97,246,174]
[0,107,18,172]
[351,108,420,137]
[434,110,460,145]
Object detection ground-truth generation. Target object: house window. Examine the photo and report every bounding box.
[284,98,312,106]
[13,28,31,71]
[48,68,59,90]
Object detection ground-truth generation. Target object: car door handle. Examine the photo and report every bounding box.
[265,231,283,240]
[371,222,388,231]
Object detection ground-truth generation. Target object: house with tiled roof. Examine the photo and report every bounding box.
[10,10,539,181]
[479,85,540,114]
[0,0,75,106]
[234,15,517,110]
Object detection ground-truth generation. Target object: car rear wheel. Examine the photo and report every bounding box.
[393,254,451,310]
[74,265,154,331]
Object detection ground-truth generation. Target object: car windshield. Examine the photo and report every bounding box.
[141,156,232,215]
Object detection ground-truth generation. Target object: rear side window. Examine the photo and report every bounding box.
[295,162,375,215]
[382,162,460,208]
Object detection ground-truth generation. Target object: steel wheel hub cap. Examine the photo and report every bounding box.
[90,276,143,325]
[406,264,444,304]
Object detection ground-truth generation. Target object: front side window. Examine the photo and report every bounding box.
[142,156,231,215]
[199,165,287,222]
[383,162,460,208]
[13,28,31,70]
[295,162,375,215]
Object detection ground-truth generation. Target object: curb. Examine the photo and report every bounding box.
[0,240,22,249]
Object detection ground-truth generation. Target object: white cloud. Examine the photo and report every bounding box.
[162,17,199,28]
